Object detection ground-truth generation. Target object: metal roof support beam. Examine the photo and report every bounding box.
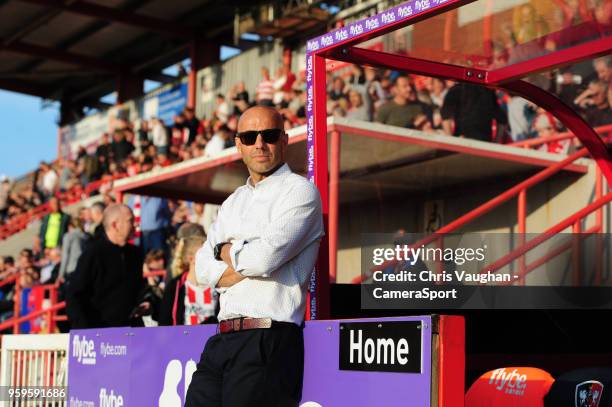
[188,39,220,108]
[117,71,143,104]
[487,36,612,85]
[17,0,194,39]
[326,46,488,85]
[0,40,121,73]
[0,78,49,98]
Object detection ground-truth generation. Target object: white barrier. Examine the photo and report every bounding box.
[0,334,69,407]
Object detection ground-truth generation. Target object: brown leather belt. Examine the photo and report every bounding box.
[218,317,273,333]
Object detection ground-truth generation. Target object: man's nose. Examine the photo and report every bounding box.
[253,133,267,149]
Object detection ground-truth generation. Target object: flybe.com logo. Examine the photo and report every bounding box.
[488,368,527,396]
[72,335,96,365]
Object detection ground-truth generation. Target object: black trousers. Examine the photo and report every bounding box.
[185,323,304,407]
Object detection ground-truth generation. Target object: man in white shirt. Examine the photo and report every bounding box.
[186,106,323,407]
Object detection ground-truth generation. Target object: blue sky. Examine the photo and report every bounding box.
[0,90,58,179]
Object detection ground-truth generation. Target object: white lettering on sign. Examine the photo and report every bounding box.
[335,29,348,42]
[415,0,431,11]
[320,35,333,47]
[308,146,314,173]
[488,368,528,395]
[349,23,364,35]
[306,55,313,83]
[307,40,320,52]
[365,17,379,30]
[99,388,124,407]
[72,335,96,365]
[381,11,396,24]
[398,5,413,18]
[307,116,314,142]
[307,87,313,113]
[349,329,410,365]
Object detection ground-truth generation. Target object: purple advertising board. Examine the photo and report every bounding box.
[68,316,433,406]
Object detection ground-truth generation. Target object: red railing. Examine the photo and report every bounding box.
[353,142,608,284]
[0,173,126,241]
[484,191,611,285]
[0,301,66,334]
[144,270,167,279]
[510,124,612,151]
[0,280,65,334]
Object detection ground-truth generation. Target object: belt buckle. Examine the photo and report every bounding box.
[233,318,241,332]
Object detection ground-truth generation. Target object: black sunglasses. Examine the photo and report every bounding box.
[236,128,283,145]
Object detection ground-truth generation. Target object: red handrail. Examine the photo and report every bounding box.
[0,173,127,241]
[511,124,612,149]
[0,273,18,288]
[0,301,66,333]
[482,192,612,280]
[144,270,167,279]
[498,224,600,286]
[353,146,592,283]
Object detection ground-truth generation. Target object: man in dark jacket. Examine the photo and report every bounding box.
[38,197,71,251]
[67,204,149,328]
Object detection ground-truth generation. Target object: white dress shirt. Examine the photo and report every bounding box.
[195,163,324,325]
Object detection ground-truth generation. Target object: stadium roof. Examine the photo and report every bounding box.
[0,0,330,112]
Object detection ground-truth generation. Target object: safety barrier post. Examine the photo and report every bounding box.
[517,189,527,285]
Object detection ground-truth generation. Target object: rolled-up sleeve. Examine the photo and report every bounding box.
[231,181,323,277]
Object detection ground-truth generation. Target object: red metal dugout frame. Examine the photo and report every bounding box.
[305,0,612,320]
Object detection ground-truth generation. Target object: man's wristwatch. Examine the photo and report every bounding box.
[214,242,228,261]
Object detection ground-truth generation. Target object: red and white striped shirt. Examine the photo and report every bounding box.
[184,279,216,325]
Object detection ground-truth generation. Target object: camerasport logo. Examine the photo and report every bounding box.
[576,380,604,407]
[72,334,96,365]
[488,368,528,396]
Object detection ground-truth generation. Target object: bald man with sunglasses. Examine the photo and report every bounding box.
[186,106,324,407]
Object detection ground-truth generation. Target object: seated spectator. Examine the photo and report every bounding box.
[204,124,232,157]
[158,233,217,326]
[329,76,348,101]
[40,247,61,285]
[111,129,135,164]
[593,55,611,84]
[376,76,429,129]
[575,79,612,126]
[533,113,571,154]
[230,81,250,108]
[556,68,583,108]
[37,197,71,252]
[346,90,369,121]
[508,94,537,142]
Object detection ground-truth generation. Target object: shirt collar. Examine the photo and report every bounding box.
[246,163,291,190]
